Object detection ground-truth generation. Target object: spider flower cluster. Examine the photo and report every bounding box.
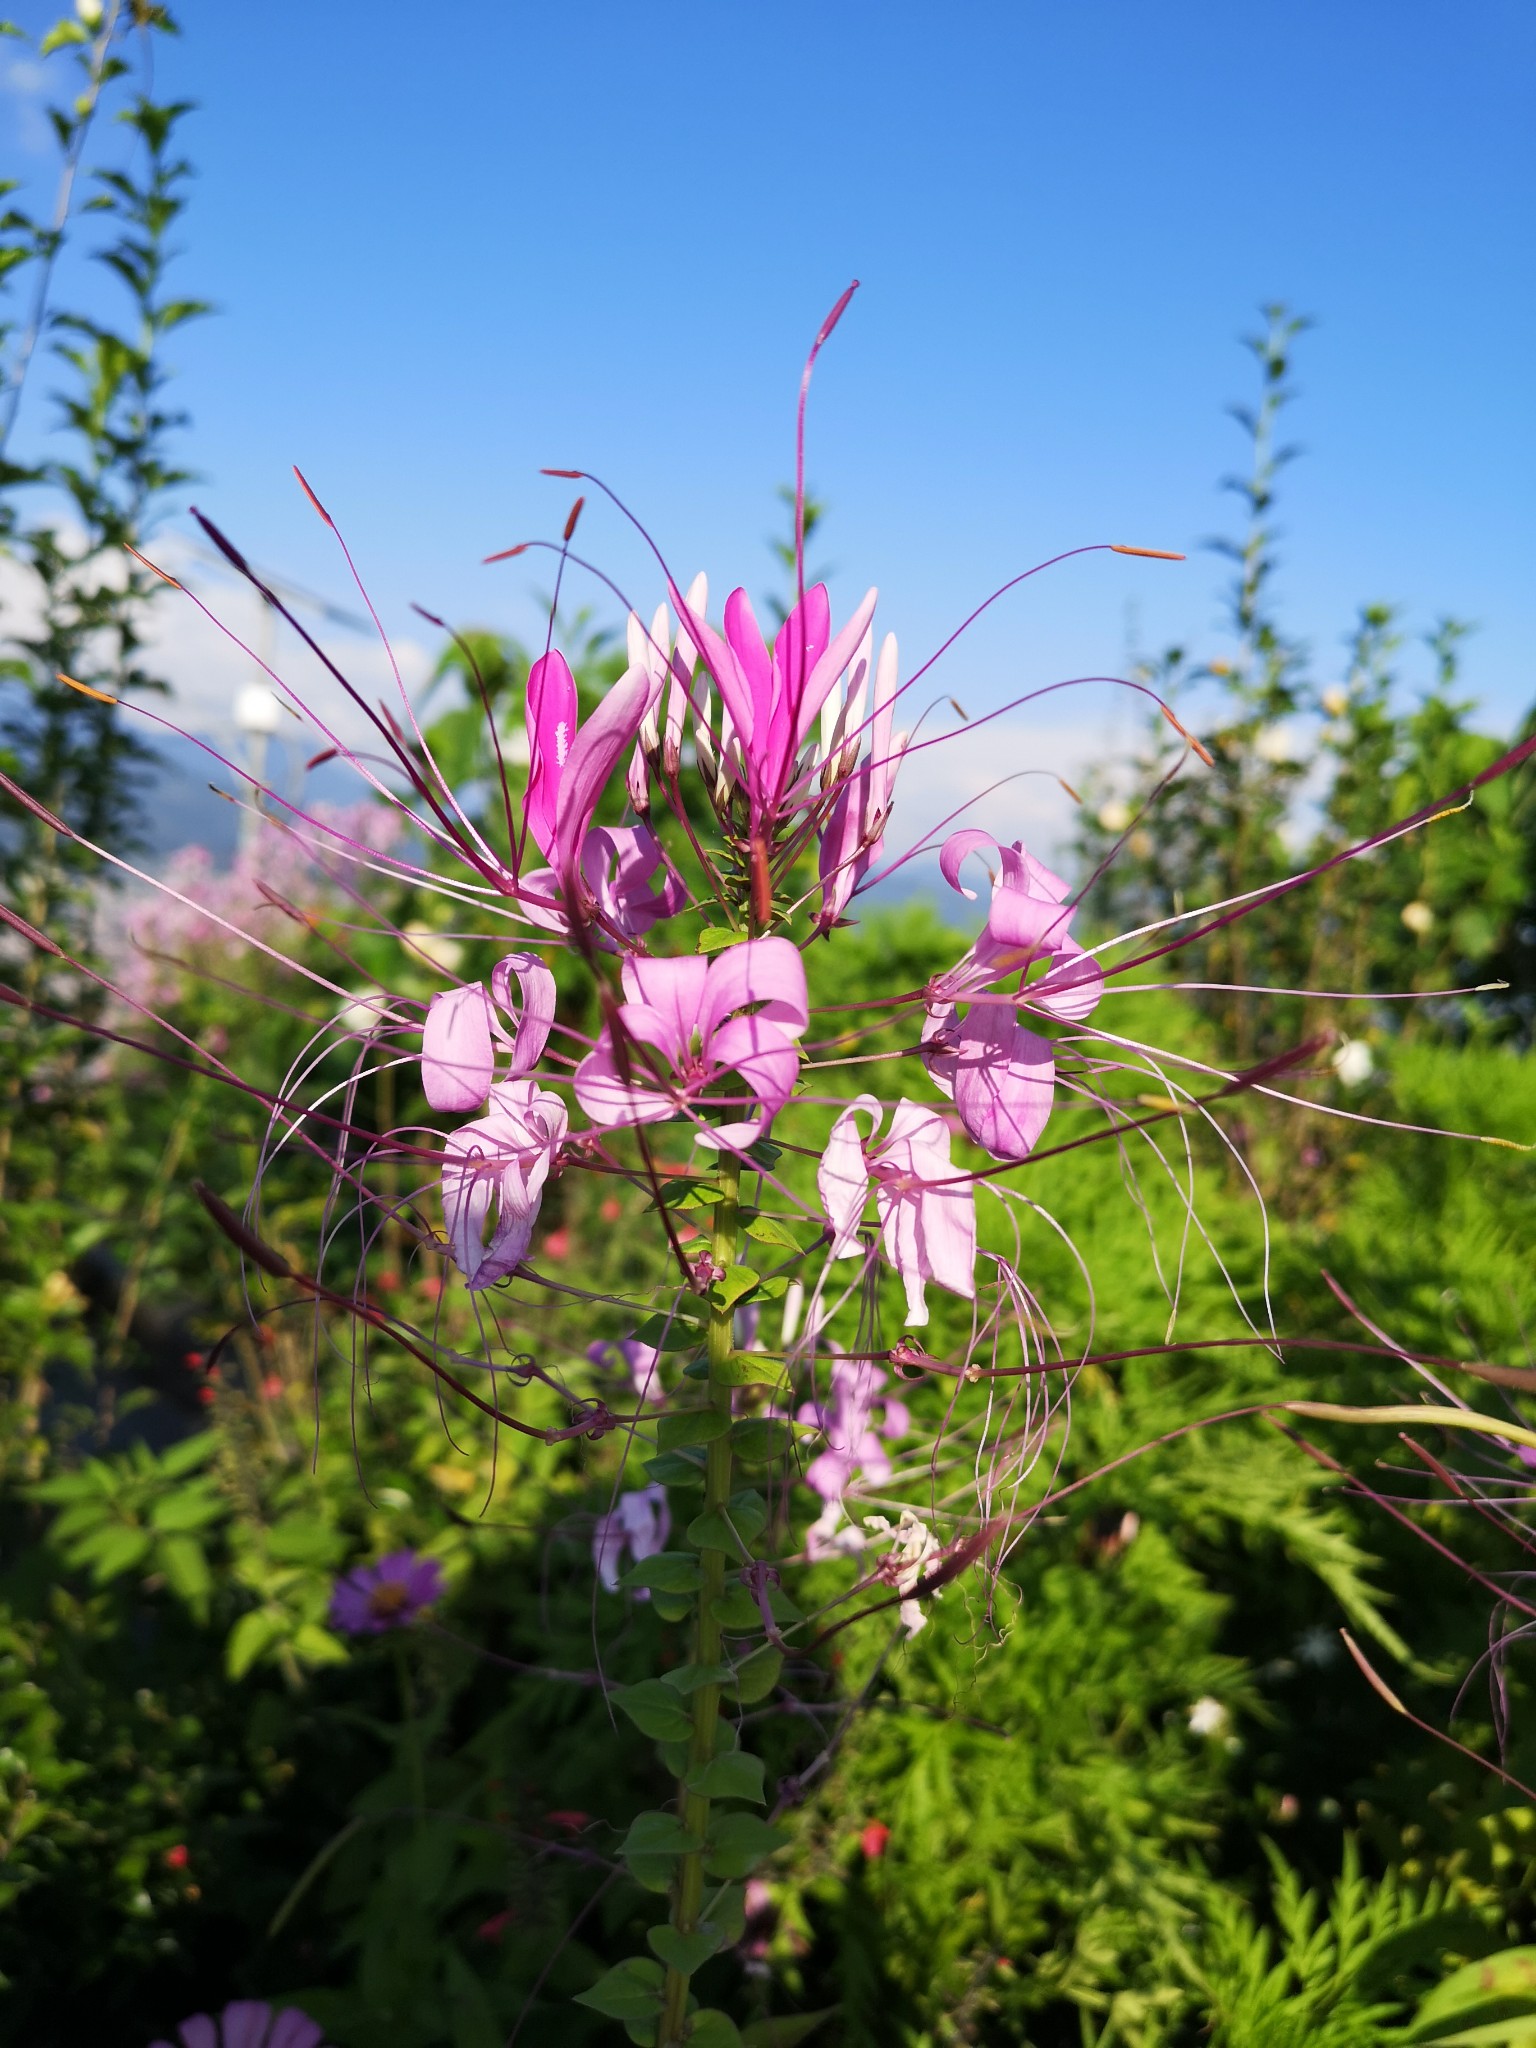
[13,291,1528,2045]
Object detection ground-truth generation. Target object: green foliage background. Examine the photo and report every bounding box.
[2,15,1536,2048]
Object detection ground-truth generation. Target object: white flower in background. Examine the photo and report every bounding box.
[1320,686,1350,718]
[805,1501,869,1561]
[403,920,465,976]
[1253,724,1296,764]
[1188,1696,1229,1738]
[1332,1039,1375,1088]
[1096,798,1132,835]
[864,1508,941,1636]
[1401,900,1435,936]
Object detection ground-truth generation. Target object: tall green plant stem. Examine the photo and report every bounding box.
[658,1155,740,2045]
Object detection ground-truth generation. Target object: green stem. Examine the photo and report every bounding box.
[657,1156,740,2045]
[394,1638,425,1834]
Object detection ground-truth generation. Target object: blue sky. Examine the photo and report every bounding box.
[4,0,1533,852]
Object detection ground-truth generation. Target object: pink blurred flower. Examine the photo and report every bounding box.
[150,2003,326,2048]
[329,1549,444,1635]
[797,1356,909,1504]
[588,1335,664,1404]
[593,1485,671,1593]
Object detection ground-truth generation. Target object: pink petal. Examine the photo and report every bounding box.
[819,1096,881,1254]
[697,936,809,1042]
[572,1022,678,1128]
[421,983,495,1112]
[551,662,658,882]
[524,651,578,859]
[489,950,556,1075]
[684,606,757,758]
[706,1014,801,1127]
[1027,938,1104,1023]
[621,953,709,1055]
[939,828,1000,900]
[948,1007,1055,1161]
[878,1101,976,1324]
[795,586,879,748]
[723,586,775,736]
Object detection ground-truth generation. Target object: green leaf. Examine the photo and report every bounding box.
[79,1524,151,1581]
[746,1140,782,1167]
[156,1533,211,1615]
[226,1608,282,1681]
[573,1957,666,2021]
[710,1265,761,1309]
[621,1551,703,1595]
[619,1810,703,1859]
[646,1921,724,1974]
[697,926,742,953]
[706,1351,786,1388]
[741,2010,839,2046]
[624,1852,676,1895]
[635,1311,708,1353]
[156,1433,220,1477]
[688,1490,767,1556]
[704,1810,789,1880]
[643,1450,710,1488]
[652,1591,694,1623]
[148,1486,224,1534]
[39,19,89,51]
[658,1409,733,1451]
[686,1751,766,1803]
[731,1646,784,1705]
[687,2012,744,2048]
[744,1215,808,1252]
[612,1680,694,1743]
[658,1179,723,1212]
[730,1419,810,1464]
[290,1624,349,1668]
[662,1662,734,1695]
[1406,1947,1536,2043]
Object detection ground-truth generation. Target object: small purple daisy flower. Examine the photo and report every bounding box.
[329,1549,445,1635]
[150,2000,326,2048]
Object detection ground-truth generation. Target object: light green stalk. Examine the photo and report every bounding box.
[657,1155,740,2044]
